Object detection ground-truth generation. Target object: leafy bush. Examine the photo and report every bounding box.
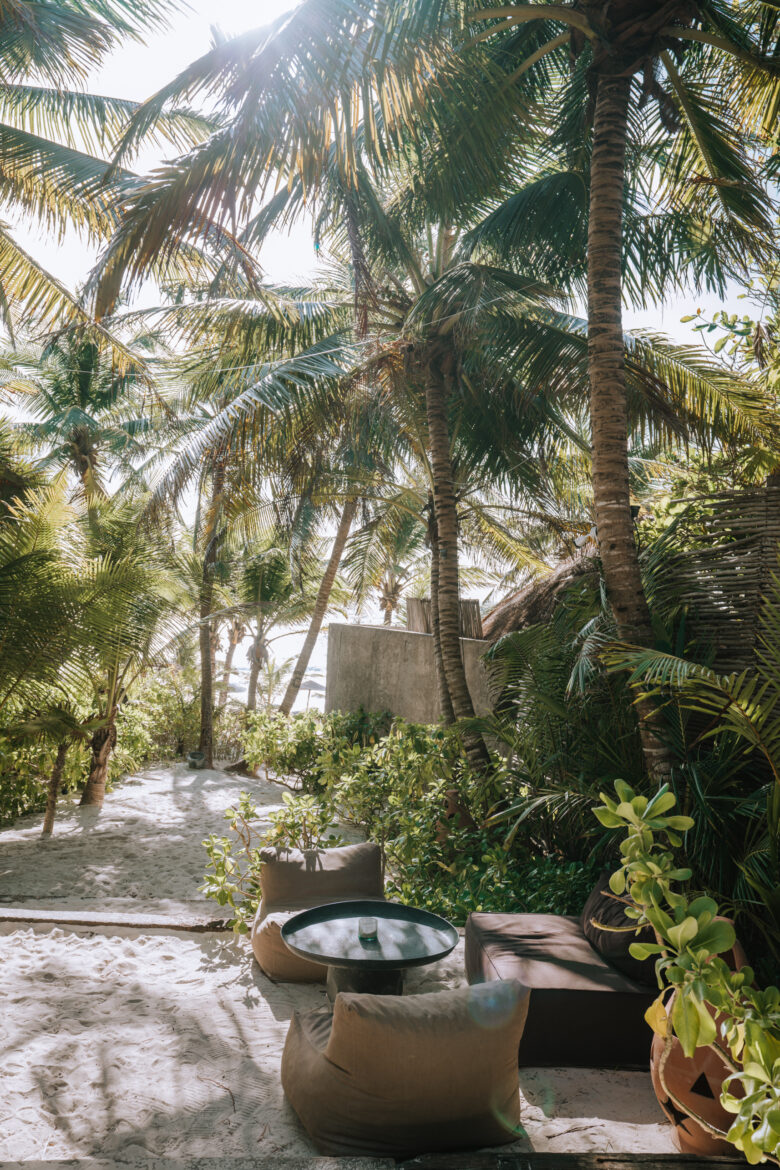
[207,711,599,929]
[243,706,393,791]
[123,668,201,760]
[263,792,343,851]
[0,667,230,825]
[0,735,54,824]
[201,790,343,932]
[245,711,325,787]
[0,695,156,825]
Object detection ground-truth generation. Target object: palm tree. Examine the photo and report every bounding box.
[76,496,182,805]
[0,477,85,715]
[0,0,209,349]
[93,1,780,773]
[1,330,156,497]
[124,275,360,734]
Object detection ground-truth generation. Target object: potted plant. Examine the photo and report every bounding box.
[597,781,780,1164]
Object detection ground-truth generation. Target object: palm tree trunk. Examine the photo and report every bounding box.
[279,498,357,717]
[425,349,490,767]
[199,570,216,765]
[199,466,224,767]
[588,70,672,780]
[424,350,475,721]
[210,628,219,697]
[42,740,68,835]
[79,711,117,807]
[219,637,237,708]
[427,496,455,724]
[246,643,261,711]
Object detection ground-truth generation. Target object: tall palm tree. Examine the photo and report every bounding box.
[93,1,780,774]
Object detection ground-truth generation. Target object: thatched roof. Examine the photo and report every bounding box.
[482,555,596,641]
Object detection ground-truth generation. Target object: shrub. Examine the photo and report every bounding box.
[207,711,599,929]
[243,706,393,791]
[201,790,343,932]
[245,711,325,788]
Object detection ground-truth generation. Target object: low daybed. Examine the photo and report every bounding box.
[465,872,658,1067]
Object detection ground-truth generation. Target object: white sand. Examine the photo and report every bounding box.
[0,764,676,1161]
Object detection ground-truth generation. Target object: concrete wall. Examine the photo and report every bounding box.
[325,622,494,722]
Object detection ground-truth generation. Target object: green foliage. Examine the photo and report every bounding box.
[243,707,393,792]
[480,574,645,862]
[0,734,56,824]
[600,780,780,1165]
[263,792,343,852]
[201,792,265,934]
[245,711,325,789]
[388,835,597,925]
[201,790,343,933]
[0,691,160,825]
[323,720,467,837]
[605,563,780,972]
[206,711,597,929]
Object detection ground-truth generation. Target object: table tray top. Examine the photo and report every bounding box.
[281,898,458,970]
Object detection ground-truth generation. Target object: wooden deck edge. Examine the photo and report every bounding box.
[0,1153,744,1169]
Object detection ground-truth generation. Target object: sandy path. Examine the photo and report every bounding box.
[0,765,676,1161]
[0,764,331,916]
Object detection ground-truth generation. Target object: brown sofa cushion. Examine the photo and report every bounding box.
[580,870,657,986]
[281,981,530,1157]
[258,842,384,915]
[465,911,656,1068]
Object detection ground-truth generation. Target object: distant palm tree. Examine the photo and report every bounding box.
[2,332,154,496]
[76,496,183,805]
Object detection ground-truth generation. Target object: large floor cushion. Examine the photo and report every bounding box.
[251,842,384,982]
[465,912,657,1068]
[281,981,530,1157]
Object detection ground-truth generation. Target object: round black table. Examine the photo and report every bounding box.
[281,899,459,999]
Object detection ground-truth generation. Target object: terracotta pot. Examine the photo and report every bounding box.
[650,930,747,1158]
[650,1028,737,1156]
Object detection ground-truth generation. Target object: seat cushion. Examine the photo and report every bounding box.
[282,982,530,1157]
[466,913,641,992]
[258,842,384,916]
[465,912,656,1068]
[250,909,327,983]
[580,870,657,986]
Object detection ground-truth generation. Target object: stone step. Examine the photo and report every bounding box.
[0,905,231,932]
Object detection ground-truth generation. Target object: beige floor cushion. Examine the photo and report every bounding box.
[250,842,384,983]
[281,980,530,1157]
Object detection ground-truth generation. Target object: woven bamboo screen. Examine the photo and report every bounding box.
[651,476,780,673]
